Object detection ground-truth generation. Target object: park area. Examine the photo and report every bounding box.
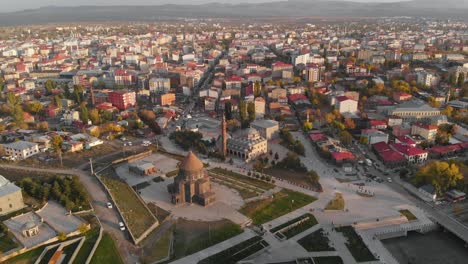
[99,168,157,240]
[240,189,316,225]
[89,233,124,264]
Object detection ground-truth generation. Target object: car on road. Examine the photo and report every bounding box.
[387,177,392,183]
[119,222,126,231]
[128,141,132,146]
[106,202,113,209]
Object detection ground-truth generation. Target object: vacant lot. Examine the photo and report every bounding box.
[172,218,243,260]
[100,169,157,239]
[240,189,317,225]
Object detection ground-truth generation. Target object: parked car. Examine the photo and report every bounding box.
[387,177,392,183]
[106,202,113,209]
[119,222,126,231]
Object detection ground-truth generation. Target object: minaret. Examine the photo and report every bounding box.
[221,114,227,158]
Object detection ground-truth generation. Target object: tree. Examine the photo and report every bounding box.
[224,101,232,120]
[80,104,89,124]
[73,85,85,103]
[441,106,454,118]
[54,95,63,108]
[413,161,463,195]
[254,81,262,97]
[458,74,465,88]
[51,135,63,153]
[247,102,256,122]
[307,170,320,185]
[6,92,20,106]
[11,104,24,125]
[26,101,43,116]
[339,131,353,146]
[57,232,67,241]
[303,121,313,131]
[239,101,248,127]
[449,74,458,86]
[44,80,56,94]
[89,109,101,125]
[37,121,49,132]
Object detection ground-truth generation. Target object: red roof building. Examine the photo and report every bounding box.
[390,143,428,164]
[108,91,136,110]
[372,142,406,167]
[331,151,355,164]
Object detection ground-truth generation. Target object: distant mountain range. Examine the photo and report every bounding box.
[0,0,466,26]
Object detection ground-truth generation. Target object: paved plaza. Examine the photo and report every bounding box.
[36,201,84,234]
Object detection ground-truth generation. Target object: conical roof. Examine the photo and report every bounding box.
[180,151,204,173]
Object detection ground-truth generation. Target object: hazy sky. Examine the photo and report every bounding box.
[2,0,405,13]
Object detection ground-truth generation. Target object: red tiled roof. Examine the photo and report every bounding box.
[428,144,462,155]
[369,120,387,127]
[309,133,328,142]
[372,142,391,153]
[331,152,355,161]
[390,143,427,156]
[336,96,354,102]
[413,122,438,131]
[397,135,416,145]
[380,149,406,162]
[288,94,308,102]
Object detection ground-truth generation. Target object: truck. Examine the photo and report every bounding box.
[365,159,373,167]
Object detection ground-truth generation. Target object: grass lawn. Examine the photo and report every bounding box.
[73,228,100,264]
[100,171,157,239]
[313,256,344,264]
[325,193,344,211]
[89,233,124,264]
[209,167,275,190]
[172,219,243,260]
[240,189,317,225]
[0,231,20,254]
[298,229,334,252]
[399,209,418,221]
[141,227,172,263]
[335,226,376,262]
[3,246,46,264]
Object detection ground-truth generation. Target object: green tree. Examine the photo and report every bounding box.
[89,108,101,125]
[26,101,44,116]
[449,74,458,86]
[303,121,313,131]
[339,130,353,146]
[44,80,56,94]
[54,95,63,108]
[6,92,20,106]
[458,74,465,88]
[254,81,262,97]
[413,161,463,195]
[11,104,24,125]
[80,104,89,124]
[247,102,256,122]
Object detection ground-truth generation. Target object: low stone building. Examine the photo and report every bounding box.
[129,162,157,176]
[0,175,24,215]
[168,152,215,206]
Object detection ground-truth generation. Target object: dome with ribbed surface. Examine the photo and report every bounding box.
[180,151,204,173]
